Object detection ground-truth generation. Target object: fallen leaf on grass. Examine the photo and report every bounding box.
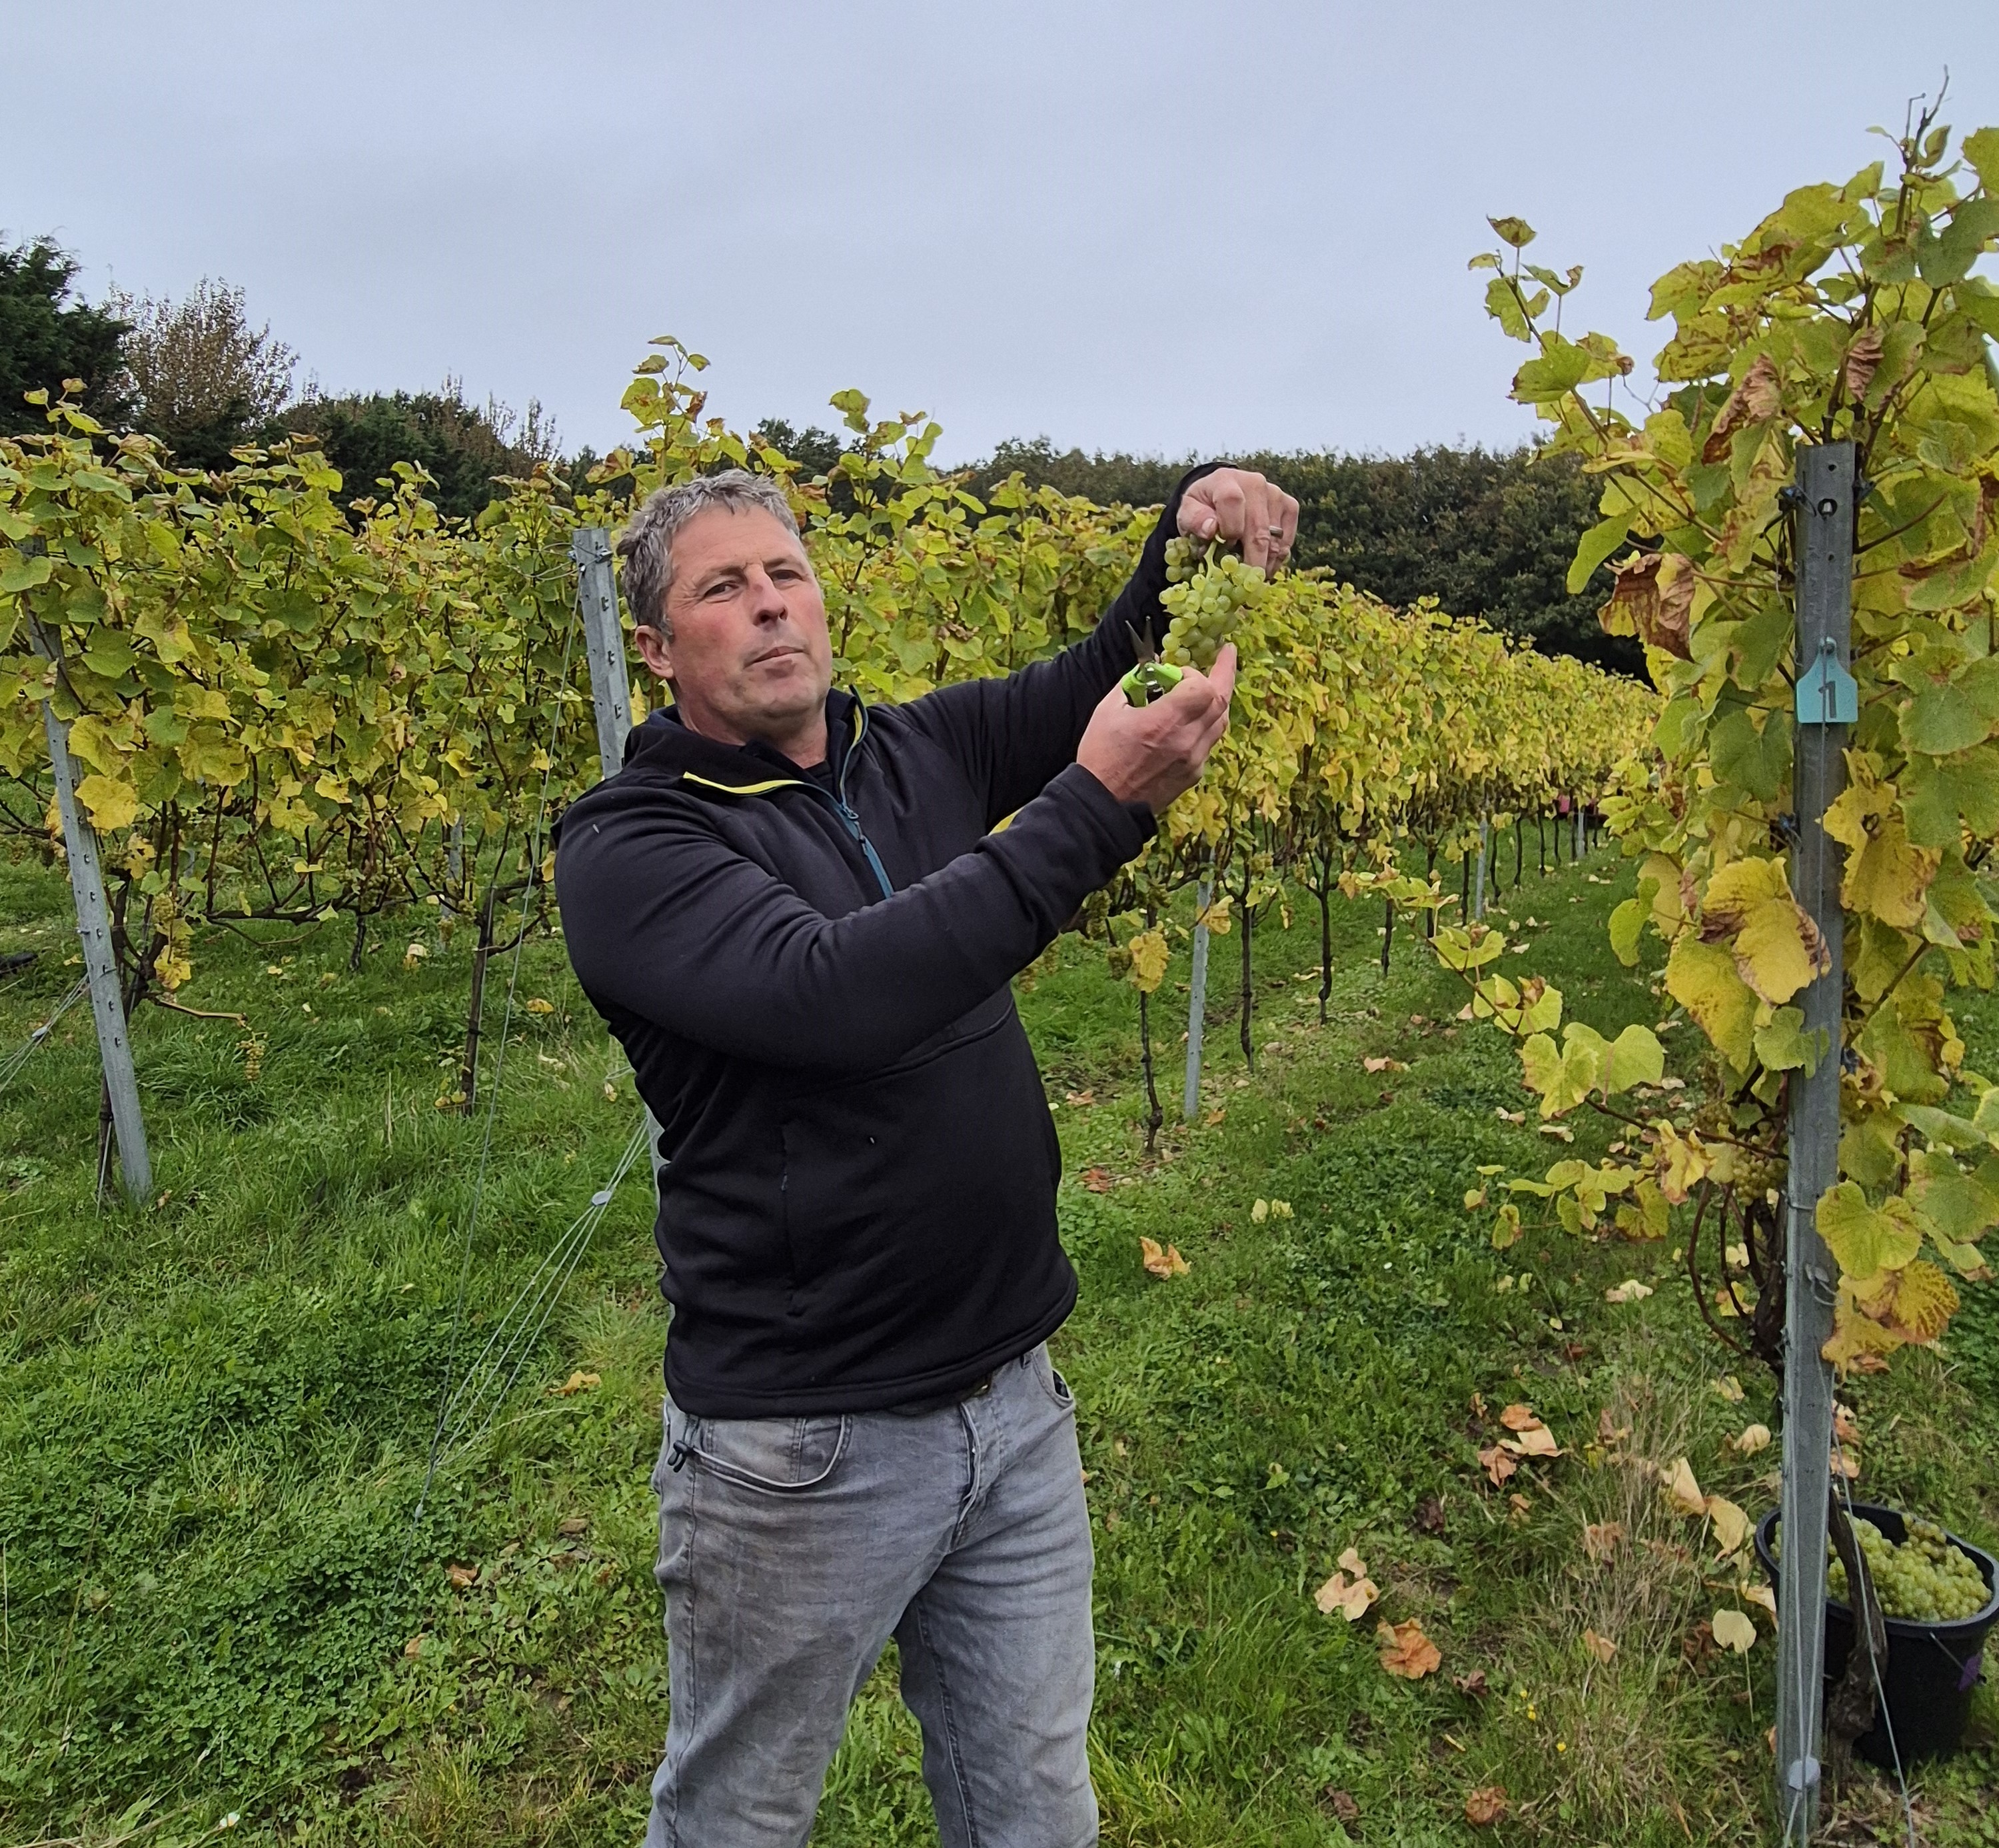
[1477,1443,1519,1486]
[1583,1519,1625,1562]
[1378,1618,1441,1679]
[1682,1619,1716,1665]
[524,997,554,1015]
[1508,1492,1533,1517]
[552,1370,600,1396]
[1081,1166,1113,1193]
[1499,1403,1541,1431]
[1063,1088,1095,1108]
[1314,1569,1379,1621]
[1539,1123,1575,1142]
[1324,1788,1359,1825]
[1661,1456,1706,1517]
[1706,1495,1752,1557]
[1730,1422,1772,1455]
[1742,1582,1778,1620]
[1363,1056,1409,1074]
[1140,1237,1190,1279]
[1495,1107,1526,1124]
[1453,1669,1489,1697]
[1203,1108,1226,1126]
[1605,1278,1654,1303]
[1338,1545,1368,1575]
[1597,1408,1632,1444]
[1712,1376,1745,1403]
[1830,1445,1861,1480]
[557,1515,589,1537]
[1465,1784,1509,1827]
[445,1563,478,1589]
[1582,1628,1617,1664]
[403,1634,426,1659]
[1416,1494,1447,1535]
[1712,1608,1758,1654]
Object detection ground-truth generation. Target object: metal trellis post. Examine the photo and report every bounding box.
[1775,442,1855,1844]
[1183,876,1213,1121]
[29,620,153,1201]
[1473,815,1490,922]
[572,528,668,1201]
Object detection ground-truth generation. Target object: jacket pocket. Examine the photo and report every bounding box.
[679,1412,851,1495]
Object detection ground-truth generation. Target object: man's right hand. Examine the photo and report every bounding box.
[1075,644,1237,814]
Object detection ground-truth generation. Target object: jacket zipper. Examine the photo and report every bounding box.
[824,702,894,899]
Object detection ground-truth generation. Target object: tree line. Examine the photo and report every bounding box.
[3,233,1631,672]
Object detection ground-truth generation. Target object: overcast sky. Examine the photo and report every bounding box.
[7,2,1994,465]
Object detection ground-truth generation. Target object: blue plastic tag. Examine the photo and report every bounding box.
[1796,637,1858,726]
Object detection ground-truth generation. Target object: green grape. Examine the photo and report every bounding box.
[1819,1515,1992,1621]
[1159,536,1265,670]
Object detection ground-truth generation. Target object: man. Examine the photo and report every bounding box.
[555,460,1298,1847]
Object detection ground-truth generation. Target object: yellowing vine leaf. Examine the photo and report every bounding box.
[1125,928,1169,994]
[73,772,139,832]
[1700,856,1828,1005]
[1842,814,1940,932]
[1817,1182,1924,1282]
[1665,936,1758,1070]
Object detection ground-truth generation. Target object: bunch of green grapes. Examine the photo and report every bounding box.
[1159,536,1265,672]
[1822,1516,1991,1622]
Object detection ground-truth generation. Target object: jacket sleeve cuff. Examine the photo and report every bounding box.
[1057,761,1158,865]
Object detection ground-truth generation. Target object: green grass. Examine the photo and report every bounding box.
[2,836,1996,1847]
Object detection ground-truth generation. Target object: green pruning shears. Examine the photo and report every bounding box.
[1120,623,1185,708]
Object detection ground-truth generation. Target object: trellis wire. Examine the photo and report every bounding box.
[0,976,87,1095]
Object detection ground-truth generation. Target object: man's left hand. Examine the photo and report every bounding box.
[1177,469,1300,575]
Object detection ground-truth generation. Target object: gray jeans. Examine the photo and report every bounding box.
[644,1343,1097,1847]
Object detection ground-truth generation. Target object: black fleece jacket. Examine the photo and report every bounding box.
[554,466,1216,1416]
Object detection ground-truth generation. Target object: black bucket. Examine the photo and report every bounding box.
[1754,1501,1999,1767]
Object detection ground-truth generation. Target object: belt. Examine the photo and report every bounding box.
[886,1372,995,1417]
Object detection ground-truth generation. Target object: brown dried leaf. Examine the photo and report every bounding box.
[1363,1056,1410,1074]
[1453,1669,1490,1697]
[1377,1617,1443,1679]
[1313,1569,1379,1621]
[1477,1443,1519,1487]
[557,1515,590,1537]
[445,1563,478,1589]
[1465,1784,1510,1827]
[1661,1455,1706,1517]
[1416,1493,1447,1535]
[1139,1237,1190,1280]
[1843,325,1884,401]
[1081,1166,1113,1194]
[552,1370,600,1397]
[1701,353,1783,462]
[1324,1788,1359,1825]
[1499,1403,1541,1432]
[1582,1627,1618,1664]
[1583,1519,1625,1562]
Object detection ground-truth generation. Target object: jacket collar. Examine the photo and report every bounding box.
[623,687,864,792]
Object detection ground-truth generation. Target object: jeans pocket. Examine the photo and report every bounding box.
[680,1412,852,1495]
[1032,1344,1077,1412]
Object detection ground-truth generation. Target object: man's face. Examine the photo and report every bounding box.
[633,507,833,751]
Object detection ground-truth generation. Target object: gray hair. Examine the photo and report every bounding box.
[616,468,800,634]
